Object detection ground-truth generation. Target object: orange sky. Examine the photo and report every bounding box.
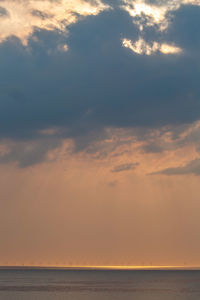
[0,133,200,267]
[1,0,200,268]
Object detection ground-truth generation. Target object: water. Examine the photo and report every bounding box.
[0,268,200,300]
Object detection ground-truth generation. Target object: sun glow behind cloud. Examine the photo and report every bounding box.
[1,0,200,46]
[122,38,182,55]
[121,0,200,31]
[122,0,169,31]
[0,0,109,45]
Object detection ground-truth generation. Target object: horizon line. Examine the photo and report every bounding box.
[0,265,200,271]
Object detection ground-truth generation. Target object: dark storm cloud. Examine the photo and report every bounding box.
[150,159,200,176]
[0,3,200,165]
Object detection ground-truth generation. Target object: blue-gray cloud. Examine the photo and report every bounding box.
[166,5,200,51]
[0,3,200,166]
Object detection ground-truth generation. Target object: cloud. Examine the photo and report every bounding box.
[122,38,182,55]
[143,141,164,153]
[0,138,62,167]
[150,158,200,176]
[108,180,118,186]
[0,1,200,166]
[0,0,109,44]
[111,162,139,172]
[0,7,9,18]
[121,0,200,32]
[166,4,200,51]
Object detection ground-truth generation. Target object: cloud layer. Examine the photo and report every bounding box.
[0,0,200,170]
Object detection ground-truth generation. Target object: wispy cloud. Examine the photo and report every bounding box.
[111,162,139,173]
[150,158,200,176]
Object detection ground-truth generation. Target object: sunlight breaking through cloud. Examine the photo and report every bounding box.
[121,0,200,31]
[0,0,109,45]
[122,38,182,55]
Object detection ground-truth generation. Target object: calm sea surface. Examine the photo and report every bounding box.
[0,269,200,300]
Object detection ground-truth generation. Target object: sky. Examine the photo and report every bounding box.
[0,0,200,267]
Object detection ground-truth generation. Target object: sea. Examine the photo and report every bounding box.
[0,268,200,300]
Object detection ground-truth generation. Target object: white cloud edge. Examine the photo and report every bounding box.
[0,0,110,45]
[122,38,182,55]
[121,0,200,32]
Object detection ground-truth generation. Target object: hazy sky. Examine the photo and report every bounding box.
[0,0,200,267]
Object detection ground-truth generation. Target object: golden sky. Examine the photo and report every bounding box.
[0,0,200,267]
[1,126,200,267]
